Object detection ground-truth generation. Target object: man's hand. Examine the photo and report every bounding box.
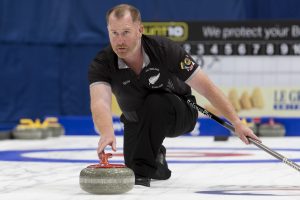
[97,134,116,160]
[233,122,261,144]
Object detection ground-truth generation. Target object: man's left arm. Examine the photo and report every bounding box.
[186,69,261,144]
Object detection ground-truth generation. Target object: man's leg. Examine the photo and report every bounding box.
[151,94,198,180]
[129,93,198,186]
[131,93,175,179]
[122,116,152,186]
[151,145,171,180]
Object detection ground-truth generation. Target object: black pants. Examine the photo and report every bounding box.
[120,93,198,177]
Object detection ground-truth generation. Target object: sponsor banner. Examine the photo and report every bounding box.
[193,87,300,117]
[143,22,189,42]
[186,21,300,42]
[143,21,300,56]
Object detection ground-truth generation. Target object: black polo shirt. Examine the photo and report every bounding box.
[88,35,200,120]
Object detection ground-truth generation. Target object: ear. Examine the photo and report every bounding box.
[138,24,144,36]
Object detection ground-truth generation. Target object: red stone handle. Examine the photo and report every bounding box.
[100,152,112,166]
[87,152,125,168]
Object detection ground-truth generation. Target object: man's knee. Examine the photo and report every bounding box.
[143,93,173,115]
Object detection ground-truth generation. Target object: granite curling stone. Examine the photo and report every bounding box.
[12,125,47,139]
[214,135,229,141]
[258,118,286,137]
[12,118,50,140]
[44,117,65,137]
[80,153,135,194]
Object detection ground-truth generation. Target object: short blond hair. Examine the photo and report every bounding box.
[106,4,141,24]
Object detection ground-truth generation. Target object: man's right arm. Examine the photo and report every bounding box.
[90,83,116,157]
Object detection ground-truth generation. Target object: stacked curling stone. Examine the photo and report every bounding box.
[12,118,65,139]
[12,118,50,139]
[80,153,135,194]
[258,118,286,137]
[43,117,65,137]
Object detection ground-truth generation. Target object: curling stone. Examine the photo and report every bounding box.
[35,119,51,138]
[48,124,65,137]
[80,153,135,194]
[12,118,50,139]
[252,118,261,136]
[43,117,65,137]
[258,119,286,137]
[12,125,48,139]
[214,135,229,141]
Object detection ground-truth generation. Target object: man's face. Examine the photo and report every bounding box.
[107,11,143,59]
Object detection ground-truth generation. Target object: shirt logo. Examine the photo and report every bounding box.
[167,79,175,90]
[149,73,160,85]
[180,56,195,71]
[122,80,131,85]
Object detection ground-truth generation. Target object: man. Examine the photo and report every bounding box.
[88,4,260,187]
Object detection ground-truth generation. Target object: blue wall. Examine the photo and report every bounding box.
[1,0,300,123]
[59,116,300,137]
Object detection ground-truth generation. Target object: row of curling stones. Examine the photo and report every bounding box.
[214,118,285,141]
[80,152,135,194]
[12,117,65,139]
[239,118,285,137]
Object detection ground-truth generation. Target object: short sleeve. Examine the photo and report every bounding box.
[88,51,112,86]
[176,54,200,81]
[160,37,200,81]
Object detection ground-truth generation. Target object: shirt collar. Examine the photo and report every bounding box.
[117,48,150,69]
